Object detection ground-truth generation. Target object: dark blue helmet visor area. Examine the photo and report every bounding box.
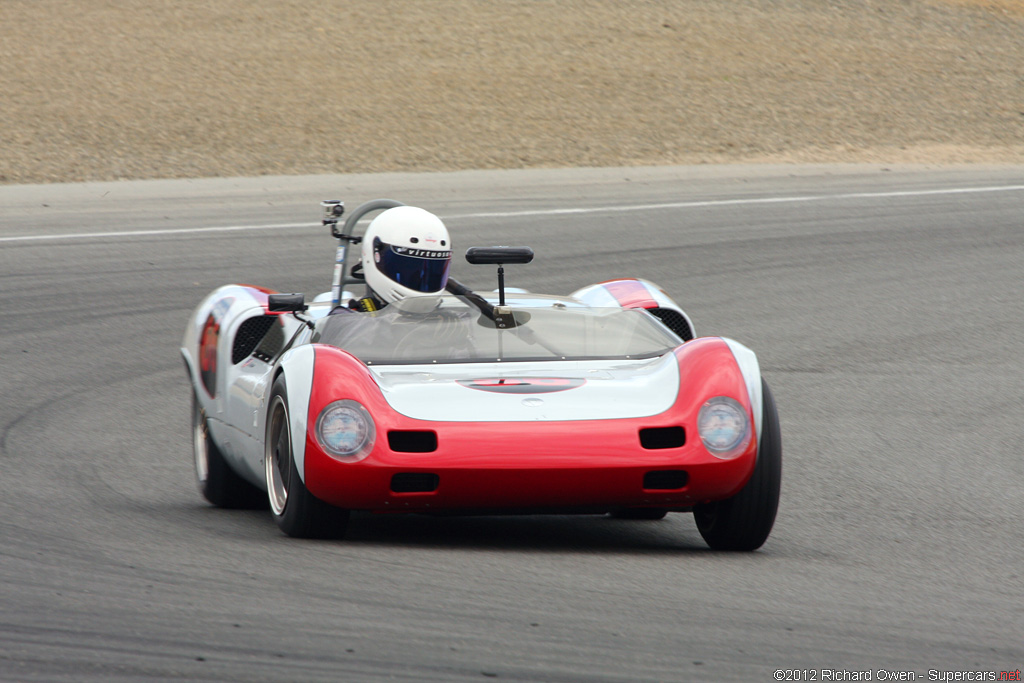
[374,239,452,293]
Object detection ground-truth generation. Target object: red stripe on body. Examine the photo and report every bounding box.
[599,279,657,309]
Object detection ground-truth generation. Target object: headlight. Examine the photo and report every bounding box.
[697,396,751,459]
[315,400,375,461]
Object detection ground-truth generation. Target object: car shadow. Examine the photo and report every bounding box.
[179,502,781,555]
[341,511,713,554]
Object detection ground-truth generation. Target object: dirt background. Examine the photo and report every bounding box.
[2,0,1022,185]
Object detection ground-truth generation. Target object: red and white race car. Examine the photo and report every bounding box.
[181,199,781,550]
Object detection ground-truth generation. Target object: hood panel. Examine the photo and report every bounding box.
[368,355,680,422]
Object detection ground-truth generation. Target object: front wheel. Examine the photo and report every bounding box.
[694,378,781,551]
[265,375,350,539]
[192,394,265,509]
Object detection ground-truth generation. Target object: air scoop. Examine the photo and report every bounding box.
[457,378,587,394]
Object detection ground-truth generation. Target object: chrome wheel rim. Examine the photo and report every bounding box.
[265,396,290,516]
[193,399,209,485]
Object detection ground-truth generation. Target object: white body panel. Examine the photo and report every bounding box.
[369,353,681,422]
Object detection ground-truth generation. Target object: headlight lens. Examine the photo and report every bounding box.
[315,400,375,461]
[697,396,751,459]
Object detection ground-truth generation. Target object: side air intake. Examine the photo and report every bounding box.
[388,431,438,453]
[649,307,694,342]
[391,473,440,493]
[643,470,689,490]
[232,316,276,364]
[639,426,686,450]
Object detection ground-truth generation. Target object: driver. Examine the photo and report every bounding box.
[349,206,453,312]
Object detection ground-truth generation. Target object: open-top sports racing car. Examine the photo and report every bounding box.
[181,199,781,550]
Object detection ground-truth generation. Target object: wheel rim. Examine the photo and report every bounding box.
[193,400,209,485]
[265,396,291,516]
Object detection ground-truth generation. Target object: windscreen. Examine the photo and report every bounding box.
[313,297,682,365]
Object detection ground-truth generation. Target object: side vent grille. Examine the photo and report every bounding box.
[388,431,438,453]
[232,316,276,364]
[649,307,694,342]
[639,426,686,450]
[643,470,689,490]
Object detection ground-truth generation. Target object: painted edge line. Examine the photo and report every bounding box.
[2,184,1023,243]
[0,222,310,243]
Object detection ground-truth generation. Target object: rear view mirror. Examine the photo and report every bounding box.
[465,246,534,265]
[267,293,307,313]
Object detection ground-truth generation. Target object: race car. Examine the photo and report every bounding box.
[181,199,781,550]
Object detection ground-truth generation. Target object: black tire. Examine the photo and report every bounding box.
[192,394,265,509]
[265,375,350,539]
[694,378,781,551]
[610,508,668,520]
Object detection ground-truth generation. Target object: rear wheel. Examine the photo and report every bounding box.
[694,378,781,551]
[192,395,265,509]
[265,376,350,539]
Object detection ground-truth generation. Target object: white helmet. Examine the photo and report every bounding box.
[361,206,452,304]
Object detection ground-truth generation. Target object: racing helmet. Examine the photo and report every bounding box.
[361,206,452,304]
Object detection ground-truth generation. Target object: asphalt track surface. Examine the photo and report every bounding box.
[1,165,1022,682]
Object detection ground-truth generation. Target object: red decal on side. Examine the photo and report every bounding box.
[199,314,220,397]
[197,296,235,397]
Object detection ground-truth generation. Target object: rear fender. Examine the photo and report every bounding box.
[571,278,695,341]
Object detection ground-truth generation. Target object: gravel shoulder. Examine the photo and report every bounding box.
[1,0,1022,184]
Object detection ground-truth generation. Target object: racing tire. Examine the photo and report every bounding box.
[265,375,350,539]
[192,394,265,509]
[694,378,781,551]
[610,508,668,520]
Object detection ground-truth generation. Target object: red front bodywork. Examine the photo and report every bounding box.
[303,338,757,513]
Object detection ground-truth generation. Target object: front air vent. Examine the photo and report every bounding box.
[639,426,686,450]
[391,473,440,493]
[388,431,438,453]
[643,470,689,490]
[648,307,694,342]
[232,316,276,364]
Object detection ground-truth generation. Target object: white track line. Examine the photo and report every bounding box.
[2,184,1023,244]
[453,184,1024,219]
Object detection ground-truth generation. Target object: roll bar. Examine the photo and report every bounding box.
[323,198,405,308]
